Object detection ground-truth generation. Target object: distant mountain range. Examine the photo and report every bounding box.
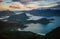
[26,4,60,17]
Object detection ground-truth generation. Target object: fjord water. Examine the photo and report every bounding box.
[24,16,60,35]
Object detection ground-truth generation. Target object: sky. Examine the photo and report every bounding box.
[0,0,60,11]
[2,0,60,6]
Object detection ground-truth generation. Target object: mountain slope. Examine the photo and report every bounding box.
[0,31,45,39]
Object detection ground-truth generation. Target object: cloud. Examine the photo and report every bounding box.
[0,0,59,11]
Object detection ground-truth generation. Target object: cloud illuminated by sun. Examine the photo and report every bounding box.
[0,1,59,11]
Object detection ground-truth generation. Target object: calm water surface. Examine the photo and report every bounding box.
[23,16,60,35]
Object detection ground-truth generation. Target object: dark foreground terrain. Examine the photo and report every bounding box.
[45,27,60,39]
[0,20,60,39]
[0,20,45,39]
[0,31,45,39]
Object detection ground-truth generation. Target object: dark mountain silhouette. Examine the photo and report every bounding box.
[45,27,60,39]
